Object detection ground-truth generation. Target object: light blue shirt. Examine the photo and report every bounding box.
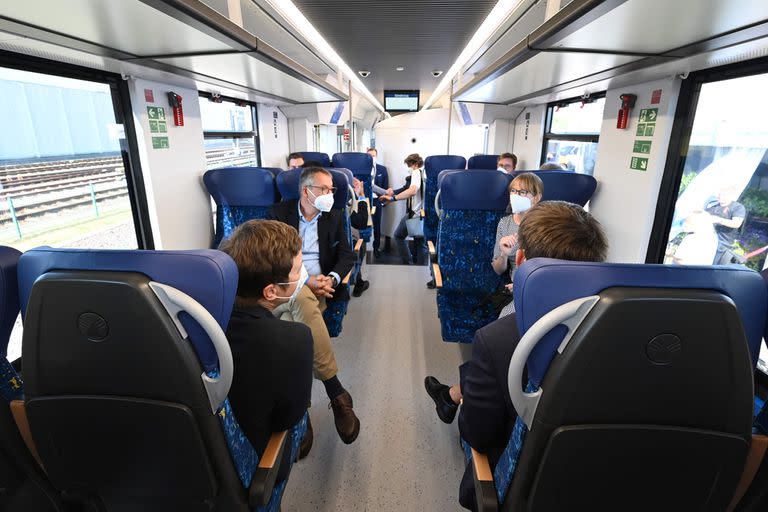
[298,203,340,285]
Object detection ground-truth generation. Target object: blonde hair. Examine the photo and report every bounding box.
[510,172,544,197]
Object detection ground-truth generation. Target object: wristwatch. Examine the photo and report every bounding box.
[331,275,339,287]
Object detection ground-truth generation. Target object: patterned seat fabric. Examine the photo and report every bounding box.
[424,156,466,245]
[436,171,511,343]
[203,167,278,247]
[0,358,23,402]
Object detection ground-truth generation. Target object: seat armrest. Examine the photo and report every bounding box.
[342,271,352,285]
[354,239,364,252]
[727,434,768,511]
[420,208,425,218]
[427,241,436,257]
[10,400,45,472]
[471,447,498,512]
[249,430,288,507]
[432,263,443,288]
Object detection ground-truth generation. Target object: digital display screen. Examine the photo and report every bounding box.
[384,90,419,112]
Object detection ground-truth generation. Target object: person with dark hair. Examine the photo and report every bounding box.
[287,153,305,169]
[380,153,426,264]
[422,201,608,510]
[219,219,313,474]
[497,152,517,173]
[268,167,361,445]
[539,161,565,170]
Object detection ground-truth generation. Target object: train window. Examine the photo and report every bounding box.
[199,96,260,169]
[662,73,768,272]
[541,95,605,174]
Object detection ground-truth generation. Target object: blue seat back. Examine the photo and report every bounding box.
[276,168,301,201]
[0,246,22,402]
[332,153,373,243]
[18,247,237,374]
[203,167,277,246]
[515,259,768,387]
[512,170,597,206]
[424,156,466,244]
[467,154,498,170]
[299,152,331,167]
[436,171,511,343]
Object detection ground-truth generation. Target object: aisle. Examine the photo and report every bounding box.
[281,264,467,511]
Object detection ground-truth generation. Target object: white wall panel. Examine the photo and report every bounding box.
[257,103,290,168]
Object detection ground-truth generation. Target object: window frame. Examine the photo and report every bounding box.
[646,55,768,265]
[540,92,606,170]
[0,50,154,249]
[199,92,261,168]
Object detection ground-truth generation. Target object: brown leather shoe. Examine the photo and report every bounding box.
[298,416,313,460]
[329,391,360,444]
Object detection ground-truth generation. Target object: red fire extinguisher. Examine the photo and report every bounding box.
[168,92,184,127]
[617,93,636,129]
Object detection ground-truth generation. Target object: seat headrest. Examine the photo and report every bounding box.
[331,152,373,175]
[512,170,596,206]
[299,152,331,167]
[0,247,21,358]
[261,167,283,177]
[425,155,467,177]
[276,169,302,201]
[467,154,499,170]
[203,167,277,206]
[328,169,351,209]
[440,170,512,211]
[18,247,237,372]
[515,259,768,386]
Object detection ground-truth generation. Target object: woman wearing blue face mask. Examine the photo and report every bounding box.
[490,173,543,316]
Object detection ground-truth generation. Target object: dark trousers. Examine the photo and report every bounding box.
[394,215,426,264]
[373,198,384,250]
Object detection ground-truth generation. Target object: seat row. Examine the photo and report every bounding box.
[0,245,300,510]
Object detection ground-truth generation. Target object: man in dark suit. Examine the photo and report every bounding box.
[367,147,391,256]
[219,220,313,477]
[423,201,609,510]
[268,167,360,445]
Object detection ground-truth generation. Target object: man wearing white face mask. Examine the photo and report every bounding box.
[269,167,360,445]
[219,220,313,475]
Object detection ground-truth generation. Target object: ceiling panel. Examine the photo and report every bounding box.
[542,0,768,55]
[291,0,498,103]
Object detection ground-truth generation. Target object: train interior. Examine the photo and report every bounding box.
[1,0,768,510]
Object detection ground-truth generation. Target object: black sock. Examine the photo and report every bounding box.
[323,375,345,400]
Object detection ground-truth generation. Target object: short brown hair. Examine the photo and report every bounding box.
[218,220,301,306]
[404,153,423,168]
[510,172,544,197]
[498,152,518,168]
[518,201,607,262]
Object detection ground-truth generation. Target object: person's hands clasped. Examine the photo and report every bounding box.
[307,274,335,299]
[498,234,518,257]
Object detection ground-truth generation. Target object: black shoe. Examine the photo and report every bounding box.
[352,280,369,297]
[298,416,313,460]
[330,391,360,444]
[424,376,458,424]
[426,279,436,289]
[374,248,381,258]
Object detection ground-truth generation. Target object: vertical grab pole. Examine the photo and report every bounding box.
[446,80,454,154]
[90,182,100,218]
[348,81,354,151]
[7,197,21,240]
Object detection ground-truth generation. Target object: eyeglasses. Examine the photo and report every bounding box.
[510,188,533,196]
[307,185,337,195]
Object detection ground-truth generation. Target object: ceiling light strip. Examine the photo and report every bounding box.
[422,0,527,110]
[260,0,386,113]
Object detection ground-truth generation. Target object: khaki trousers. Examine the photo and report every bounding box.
[273,285,338,381]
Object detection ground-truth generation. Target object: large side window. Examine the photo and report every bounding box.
[199,95,260,169]
[649,59,768,377]
[0,58,151,362]
[541,94,606,174]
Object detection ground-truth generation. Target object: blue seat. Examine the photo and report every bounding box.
[435,170,511,343]
[203,167,278,247]
[469,259,767,510]
[332,153,374,243]
[276,169,354,337]
[424,156,466,246]
[513,170,597,206]
[17,247,306,511]
[467,154,498,170]
[299,152,331,168]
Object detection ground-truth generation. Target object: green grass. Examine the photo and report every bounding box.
[0,208,135,252]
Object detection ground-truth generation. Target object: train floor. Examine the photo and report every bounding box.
[281,263,467,511]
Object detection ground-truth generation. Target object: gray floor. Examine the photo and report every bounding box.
[281,264,467,511]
